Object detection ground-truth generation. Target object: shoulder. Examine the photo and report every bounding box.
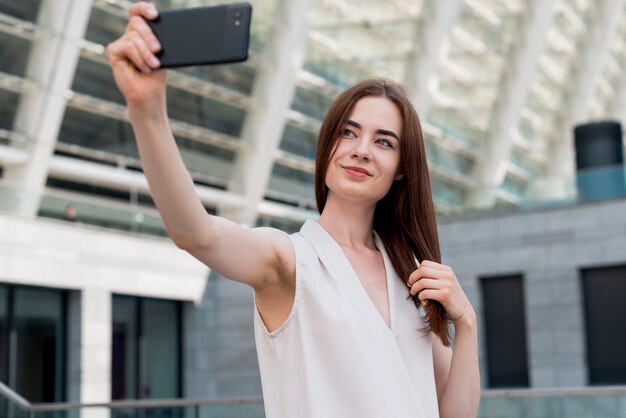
[253,226,296,279]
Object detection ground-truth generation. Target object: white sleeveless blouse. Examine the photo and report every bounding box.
[254,220,439,418]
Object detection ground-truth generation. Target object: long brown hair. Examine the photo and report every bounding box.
[314,78,451,346]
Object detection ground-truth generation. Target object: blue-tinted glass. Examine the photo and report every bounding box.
[0,286,6,383]
[0,0,42,22]
[84,6,126,45]
[0,32,31,77]
[112,296,138,400]
[14,287,66,402]
[141,299,180,398]
[167,86,246,138]
[72,58,125,104]
[0,90,19,132]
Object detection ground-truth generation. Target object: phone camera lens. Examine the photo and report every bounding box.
[235,11,242,18]
[235,20,241,26]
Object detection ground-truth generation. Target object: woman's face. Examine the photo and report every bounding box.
[325,96,403,206]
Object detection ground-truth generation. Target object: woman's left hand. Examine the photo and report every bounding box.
[407,260,475,325]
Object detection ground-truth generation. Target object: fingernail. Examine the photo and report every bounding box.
[148,6,158,18]
[151,39,160,50]
[149,56,160,67]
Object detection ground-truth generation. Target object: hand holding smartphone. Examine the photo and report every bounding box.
[145,3,252,68]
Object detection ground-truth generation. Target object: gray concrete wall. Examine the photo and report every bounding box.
[183,196,626,396]
[184,272,262,398]
[438,197,626,388]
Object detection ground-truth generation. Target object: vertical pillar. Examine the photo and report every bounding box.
[224,0,320,226]
[468,0,557,208]
[4,0,93,216]
[80,289,112,418]
[550,0,626,177]
[403,0,464,117]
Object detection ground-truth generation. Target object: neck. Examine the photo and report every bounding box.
[317,194,377,250]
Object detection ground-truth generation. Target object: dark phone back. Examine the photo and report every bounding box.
[147,3,251,68]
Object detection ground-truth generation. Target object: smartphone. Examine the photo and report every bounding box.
[146,3,252,68]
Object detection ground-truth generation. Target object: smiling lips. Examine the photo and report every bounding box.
[342,165,372,177]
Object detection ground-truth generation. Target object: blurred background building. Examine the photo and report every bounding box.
[0,0,625,416]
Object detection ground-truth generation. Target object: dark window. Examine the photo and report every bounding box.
[0,0,43,22]
[481,274,529,388]
[581,265,626,385]
[0,284,66,403]
[112,295,182,400]
[0,90,20,133]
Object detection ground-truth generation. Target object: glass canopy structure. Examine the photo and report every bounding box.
[1,0,626,233]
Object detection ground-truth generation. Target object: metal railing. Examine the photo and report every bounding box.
[4,379,626,417]
[0,381,265,418]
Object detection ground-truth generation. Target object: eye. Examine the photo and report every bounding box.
[375,138,394,148]
[341,129,357,138]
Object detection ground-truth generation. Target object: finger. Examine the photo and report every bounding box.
[409,278,440,296]
[129,1,158,20]
[128,15,161,52]
[418,266,451,278]
[128,31,160,70]
[408,267,452,286]
[417,289,438,302]
[420,260,453,272]
[106,38,141,69]
[407,269,424,286]
[112,38,150,73]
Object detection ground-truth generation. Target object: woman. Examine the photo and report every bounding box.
[107,3,480,417]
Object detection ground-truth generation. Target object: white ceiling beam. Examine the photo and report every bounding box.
[468,0,558,209]
[47,155,246,209]
[403,0,464,118]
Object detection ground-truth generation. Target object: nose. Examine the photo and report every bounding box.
[351,138,372,161]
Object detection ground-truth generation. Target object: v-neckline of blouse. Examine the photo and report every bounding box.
[302,220,396,333]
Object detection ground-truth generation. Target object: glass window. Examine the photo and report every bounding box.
[58,108,236,184]
[72,58,125,105]
[267,164,315,206]
[582,265,626,385]
[14,287,66,402]
[501,173,527,197]
[425,141,474,174]
[58,107,139,158]
[279,124,317,159]
[142,299,180,399]
[481,274,529,388]
[178,63,257,96]
[291,87,333,121]
[0,90,19,133]
[112,296,138,400]
[0,32,31,77]
[0,286,6,383]
[256,216,304,233]
[0,0,42,22]
[432,178,465,206]
[112,295,181,400]
[166,86,246,138]
[84,6,127,46]
[0,284,66,404]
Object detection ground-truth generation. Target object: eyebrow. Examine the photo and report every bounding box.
[346,119,400,141]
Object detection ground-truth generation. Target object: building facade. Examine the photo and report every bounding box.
[1,0,626,415]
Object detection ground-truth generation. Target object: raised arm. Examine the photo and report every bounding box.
[106,2,294,297]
